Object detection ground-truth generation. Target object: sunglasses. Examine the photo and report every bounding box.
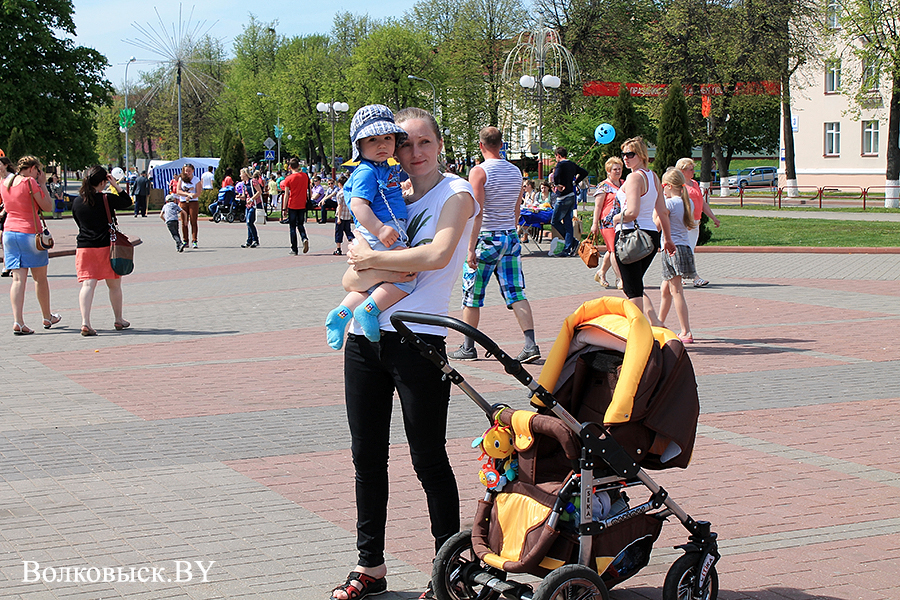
[621,151,637,159]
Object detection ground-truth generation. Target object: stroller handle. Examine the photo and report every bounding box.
[390,311,539,390]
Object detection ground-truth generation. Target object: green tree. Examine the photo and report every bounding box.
[214,127,246,186]
[0,0,112,167]
[653,82,692,177]
[838,0,900,206]
[6,127,28,162]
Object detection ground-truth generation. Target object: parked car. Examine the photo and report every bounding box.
[726,166,777,188]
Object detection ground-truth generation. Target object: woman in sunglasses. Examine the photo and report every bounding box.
[612,137,676,325]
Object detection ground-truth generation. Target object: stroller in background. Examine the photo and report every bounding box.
[211,186,242,223]
[390,297,720,600]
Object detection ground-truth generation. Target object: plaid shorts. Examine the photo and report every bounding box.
[661,245,698,282]
[461,230,527,308]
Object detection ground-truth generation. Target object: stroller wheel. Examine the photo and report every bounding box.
[663,553,718,600]
[213,212,222,223]
[226,212,235,223]
[533,564,609,600]
[433,530,505,600]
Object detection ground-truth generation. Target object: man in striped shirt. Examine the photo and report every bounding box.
[449,126,541,364]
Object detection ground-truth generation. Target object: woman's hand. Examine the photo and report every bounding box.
[590,223,599,236]
[346,236,375,271]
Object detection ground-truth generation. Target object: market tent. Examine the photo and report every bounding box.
[150,157,219,189]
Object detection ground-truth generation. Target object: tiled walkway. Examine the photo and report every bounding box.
[1,215,898,599]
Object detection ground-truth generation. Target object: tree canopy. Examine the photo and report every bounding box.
[0,0,113,167]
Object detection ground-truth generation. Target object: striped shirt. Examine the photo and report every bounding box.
[478,158,522,231]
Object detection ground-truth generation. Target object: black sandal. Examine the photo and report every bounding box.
[330,571,387,600]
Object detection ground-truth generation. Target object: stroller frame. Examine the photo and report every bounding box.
[390,308,720,600]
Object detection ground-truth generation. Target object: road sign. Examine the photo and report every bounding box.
[264,137,276,150]
[264,150,276,161]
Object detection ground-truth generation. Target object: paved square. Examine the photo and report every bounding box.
[1,215,898,599]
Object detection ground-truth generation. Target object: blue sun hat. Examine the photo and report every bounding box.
[349,104,408,161]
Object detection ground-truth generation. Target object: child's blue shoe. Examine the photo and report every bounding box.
[325,305,353,350]
[353,299,383,342]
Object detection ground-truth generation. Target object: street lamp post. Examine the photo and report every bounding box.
[518,73,560,180]
[407,75,437,117]
[257,92,282,168]
[124,56,136,171]
[316,100,350,179]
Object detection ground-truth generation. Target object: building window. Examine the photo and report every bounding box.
[825,122,841,156]
[862,120,879,156]
[825,60,842,93]
[826,0,841,28]
[862,59,880,91]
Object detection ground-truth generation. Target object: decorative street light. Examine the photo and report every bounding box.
[316,100,350,179]
[407,74,437,118]
[257,92,282,167]
[124,56,136,171]
[503,24,579,180]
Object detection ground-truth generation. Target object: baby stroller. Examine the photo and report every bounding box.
[212,186,242,223]
[390,297,719,600]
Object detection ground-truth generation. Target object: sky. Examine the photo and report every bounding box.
[68,0,417,88]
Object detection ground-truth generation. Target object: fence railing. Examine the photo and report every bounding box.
[700,184,900,210]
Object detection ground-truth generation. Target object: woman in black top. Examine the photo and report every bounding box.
[73,166,133,336]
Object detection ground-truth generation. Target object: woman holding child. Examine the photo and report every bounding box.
[329,106,479,600]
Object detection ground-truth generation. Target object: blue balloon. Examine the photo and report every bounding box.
[594,123,616,145]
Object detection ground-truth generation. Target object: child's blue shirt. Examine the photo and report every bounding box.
[343,159,407,231]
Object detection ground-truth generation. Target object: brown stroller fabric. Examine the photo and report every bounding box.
[470,298,699,576]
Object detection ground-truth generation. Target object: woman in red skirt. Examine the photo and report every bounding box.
[73,166,133,336]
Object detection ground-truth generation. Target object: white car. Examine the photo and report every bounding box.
[726,166,777,188]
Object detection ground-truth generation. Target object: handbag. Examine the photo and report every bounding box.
[102,193,141,276]
[578,233,601,268]
[615,221,655,265]
[29,181,54,250]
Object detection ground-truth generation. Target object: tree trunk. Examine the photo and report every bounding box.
[885,67,900,208]
[781,69,799,197]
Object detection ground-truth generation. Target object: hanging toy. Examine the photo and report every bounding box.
[472,422,515,461]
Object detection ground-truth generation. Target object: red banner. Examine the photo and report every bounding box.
[582,81,780,97]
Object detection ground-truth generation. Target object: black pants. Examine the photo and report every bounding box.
[287,208,308,253]
[334,219,355,244]
[134,195,147,217]
[344,331,460,567]
[615,228,661,300]
[317,199,337,223]
[166,220,182,247]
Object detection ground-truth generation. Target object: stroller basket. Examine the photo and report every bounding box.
[390,298,720,600]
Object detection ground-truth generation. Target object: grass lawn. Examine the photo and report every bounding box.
[702,216,900,247]
[576,212,900,247]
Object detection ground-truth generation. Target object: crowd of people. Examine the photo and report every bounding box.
[1,108,719,599]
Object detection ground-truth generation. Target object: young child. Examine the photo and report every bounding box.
[655,168,697,343]
[325,104,413,350]
[160,194,185,252]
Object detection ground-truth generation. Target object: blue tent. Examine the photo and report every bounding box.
[150,157,219,189]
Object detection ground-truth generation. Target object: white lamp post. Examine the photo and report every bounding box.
[316,100,350,179]
[124,56,136,172]
[407,74,437,117]
[518,73,561,180]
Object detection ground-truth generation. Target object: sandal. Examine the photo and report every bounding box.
[42,313,62,329]
[331,571,387,600]
[114,320,131,331]
[678,333,694,344]
[693,278,709,288]
[81,326,98,337]
[13,323,34,336]
[593,271,610,287]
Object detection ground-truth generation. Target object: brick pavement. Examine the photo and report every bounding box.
[1,214,898,599]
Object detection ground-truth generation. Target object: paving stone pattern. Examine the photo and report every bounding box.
[1,216,898,599]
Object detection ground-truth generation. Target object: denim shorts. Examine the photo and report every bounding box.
[2,230,49,270]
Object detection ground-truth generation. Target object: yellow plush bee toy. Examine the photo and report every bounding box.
[473,420,518,491]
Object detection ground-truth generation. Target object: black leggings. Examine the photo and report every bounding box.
[344,331,459,567]
[615,228,661,300]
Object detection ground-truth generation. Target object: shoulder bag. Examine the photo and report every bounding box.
[102,193,141,276]
[28,180,54,251]
[615,220,655,265]
[577,232,601,269]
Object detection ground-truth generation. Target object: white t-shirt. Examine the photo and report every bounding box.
[616,168,658,232]
[201,170,215,190]
[664,194,691,246]
[349,174,479,337]
[180,176,201,201]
